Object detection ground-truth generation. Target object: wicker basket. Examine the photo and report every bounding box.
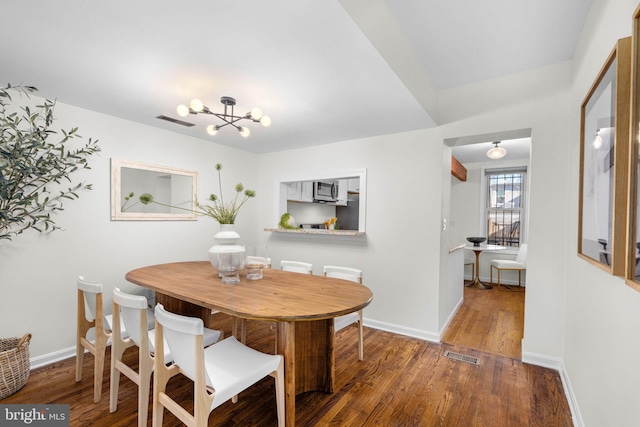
[0,333,31,400]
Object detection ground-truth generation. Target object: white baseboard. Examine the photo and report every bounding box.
[363,318,440,342]
[30,345,77,370]
[522,340,583,427]
[438,296,464,339]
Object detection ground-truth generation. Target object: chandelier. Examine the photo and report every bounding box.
[486,141,507,159]
[176,96,271,137]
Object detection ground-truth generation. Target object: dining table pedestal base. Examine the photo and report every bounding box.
[155,292,336,426]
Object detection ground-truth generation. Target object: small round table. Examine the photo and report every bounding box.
[464,244,506,289]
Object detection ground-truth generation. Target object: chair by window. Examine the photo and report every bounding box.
[323,266,365,361]
[280,260,313,274]
[152,304,285,427]
[489,244,527,290]
[76,276,112,403]
[109,288,221,427]
[464,256,475,281]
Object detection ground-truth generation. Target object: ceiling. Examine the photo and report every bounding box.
[0,0,592,154]
[451,138,531,164]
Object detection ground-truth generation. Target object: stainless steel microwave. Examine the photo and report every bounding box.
[313,180,339,202]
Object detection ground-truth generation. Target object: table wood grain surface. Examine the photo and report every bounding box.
[125,260,373,426]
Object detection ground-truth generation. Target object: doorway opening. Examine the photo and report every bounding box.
[443,129,531,359]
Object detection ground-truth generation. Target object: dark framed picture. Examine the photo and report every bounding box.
[578,37,631,276]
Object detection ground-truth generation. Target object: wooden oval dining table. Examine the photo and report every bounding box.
[125,261,373,427]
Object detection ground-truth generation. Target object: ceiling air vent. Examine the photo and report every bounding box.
[156,115,195,127]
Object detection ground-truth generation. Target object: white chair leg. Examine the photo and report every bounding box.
[272,361,285,427]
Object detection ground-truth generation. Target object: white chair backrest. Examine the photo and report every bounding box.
[78,276,103,322]
[323,266,362,284]
[155,304,207,386]
[113,288,151,349]
[515,244,528,265]
[280,260,312,274]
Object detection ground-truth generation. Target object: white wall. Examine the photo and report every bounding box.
[439,59,574,366]
[258,128,446,340]
[450,166,482,245]
[440,0,640,424]
[564,0,640,425]
[0,97,260,359]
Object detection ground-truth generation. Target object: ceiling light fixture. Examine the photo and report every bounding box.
[176,96,271,138]
[486,141,507,159]
[593,131,603,149]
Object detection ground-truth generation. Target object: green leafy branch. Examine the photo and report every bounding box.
[0,84,101,241]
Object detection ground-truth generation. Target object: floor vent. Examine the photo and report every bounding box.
[444,350,480,365]
[156,115,195,127]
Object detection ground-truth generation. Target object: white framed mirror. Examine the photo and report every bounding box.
[110,159,198,221]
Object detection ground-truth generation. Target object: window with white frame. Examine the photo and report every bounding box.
[485,167,526,247]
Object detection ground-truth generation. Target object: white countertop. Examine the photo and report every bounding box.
[265,228,365,236]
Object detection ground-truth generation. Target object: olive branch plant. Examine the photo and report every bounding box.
[0,84,101,241]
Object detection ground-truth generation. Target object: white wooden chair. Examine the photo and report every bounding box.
[76,276,112,403]
[280,260,313,274]
[323,266,365,361]
[109,288,221,427]
[77,277,155,403]
[152,304,285,427]
[490,244,527,290]
[464,255,475,281]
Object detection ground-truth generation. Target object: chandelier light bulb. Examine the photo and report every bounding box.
[176,104,190,117]
[190,98,204,112]
[173,96,269,137]
[250,107,263,120]
[486,142,507,160]
[239,126,251,137]
[206,125,218,136]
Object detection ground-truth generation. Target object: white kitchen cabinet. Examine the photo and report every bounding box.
[301,181,313,202]
[336,179,348,206]
[287,181,313,202]
[287,182,301,201]
[347,178,360,193]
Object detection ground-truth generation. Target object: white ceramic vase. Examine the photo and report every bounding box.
[208,224,245,284]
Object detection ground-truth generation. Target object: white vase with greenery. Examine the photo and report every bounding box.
[134,162,254,282]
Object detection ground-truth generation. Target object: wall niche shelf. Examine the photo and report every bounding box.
[264,228,365,237]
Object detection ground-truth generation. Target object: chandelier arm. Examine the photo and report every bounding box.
[177,97,265,136]
[213,121,241,131]
[198,110,248,122]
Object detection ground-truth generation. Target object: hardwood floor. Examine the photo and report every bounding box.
[442,285,525,359]
[2,287,572,426]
